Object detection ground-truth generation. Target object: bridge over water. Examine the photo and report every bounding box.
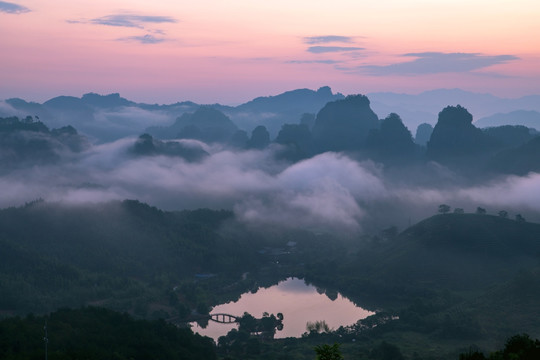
[209,313,239,324]
[168,313,240,325]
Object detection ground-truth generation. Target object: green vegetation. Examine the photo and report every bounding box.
[0,307,216,360]
[299,213,540,359]
[0,199,345,322]
[488,136,540,175]
[459,334,540,360]
[314,343,344,360]
[1,199,539,359]
[4,91,540,359]
[0,199,266,318]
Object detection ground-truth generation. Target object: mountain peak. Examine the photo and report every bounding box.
[316,86,332,96]
[81,93,133,108]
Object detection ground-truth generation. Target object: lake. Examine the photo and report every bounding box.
[191,277,374,339]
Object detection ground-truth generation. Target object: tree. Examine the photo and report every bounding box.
[238,312,258,333]
[454,208,464,214]
[314,343,344,360]
[438,204,451,214]
[498,210,509,218]
[476,207,486,215]
[502,334,540,359]
[306,320,330,334]
[515,214,526,223]
[460,334,540,360]
[458,349,486,360]
[260,312,282,334]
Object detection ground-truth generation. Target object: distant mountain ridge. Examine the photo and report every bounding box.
[226,86,344,136]
[368,88,540,131]
[236,86,343,113]
[146,106,238,142]
[0,87,343,141]
[2,87,540,142]
[475,110,540,129]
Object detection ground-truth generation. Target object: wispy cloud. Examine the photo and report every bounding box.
[287,59,339,64]
[0,1,30,14]
[67,13,177,44]
[89,14,177,28]
[303,35,353,44]
[307,46,364,54]
[359,52,519,76]
[117,34,166,44]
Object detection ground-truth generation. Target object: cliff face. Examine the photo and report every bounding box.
[427,105,489,161]
[312,95,379,153]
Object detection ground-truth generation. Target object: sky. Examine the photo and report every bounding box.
[1,0,539,104]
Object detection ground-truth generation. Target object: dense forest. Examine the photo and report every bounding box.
[0,307,216,360]
[1,200,539,359]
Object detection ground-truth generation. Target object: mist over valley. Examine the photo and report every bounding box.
[1,88,540,231]
[1,87,540,360]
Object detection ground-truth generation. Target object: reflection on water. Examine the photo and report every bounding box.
[191,277,374,339]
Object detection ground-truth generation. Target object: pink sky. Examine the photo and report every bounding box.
[1,0,539,104]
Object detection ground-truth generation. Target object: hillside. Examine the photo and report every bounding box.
[146,106,238,142]
[487,136,540,175]
[0,307,216,360]
[1,201,539,359]
[300,213,540,358]
[391,214,540,341]
[0,116,89,171]
[1,87,344,141]
[303,213,540,309]
[0,200,259,316]
[375,213,540,290]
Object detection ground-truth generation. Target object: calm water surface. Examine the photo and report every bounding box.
[191,277,374,339]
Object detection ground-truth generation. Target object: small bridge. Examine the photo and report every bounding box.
[209,313,240,324]
[167,313,240,325]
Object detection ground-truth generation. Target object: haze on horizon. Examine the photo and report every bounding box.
[1,0,540,104]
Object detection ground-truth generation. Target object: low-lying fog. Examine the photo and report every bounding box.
[2,138,539,234]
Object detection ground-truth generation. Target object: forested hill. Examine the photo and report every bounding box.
[0,199,237,275]
[401,213,540,255]
[369,213,540,291]
[299,212,540,356]
[303,212,540,311]
[0,200,259,316]
[2,201,540,358]
[0,307,216,360]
